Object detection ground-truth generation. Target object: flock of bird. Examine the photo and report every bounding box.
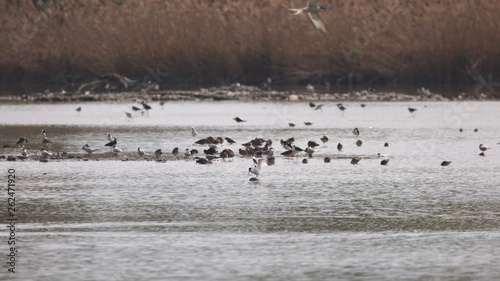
[11,110,495,181]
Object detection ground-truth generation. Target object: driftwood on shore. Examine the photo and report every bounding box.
[1,82,496,103]
[77,73,140,93]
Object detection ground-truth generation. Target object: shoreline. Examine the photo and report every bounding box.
[0,85,494,103]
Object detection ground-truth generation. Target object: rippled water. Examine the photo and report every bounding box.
[1,101,500,280]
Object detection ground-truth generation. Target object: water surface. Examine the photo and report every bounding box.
[1,101,499,280]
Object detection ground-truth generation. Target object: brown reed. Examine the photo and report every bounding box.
[1,0,499,86]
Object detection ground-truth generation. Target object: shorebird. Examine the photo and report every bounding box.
[281,140,292,151]
[225,137,236,144]
[76,106,82,114]
[266,155,275,166]
[107,134,114,142]
[356,139,363,147]
[112,146,123,153]
[105,138,117,150]
[290,0,327,34]
[474,128,478,132]
[459,128,463,132]
[132,106,141,114]
[205,154,220,161]
[137,147,147,156]
[380,159,390,165]
[82,145,99,155]
[337,143,343,151]
[408,107,417,117]
[262,147,274,156]
[441,161,452,166]
[307,140,320,148]
[16,137,28,147]
[479,144,491,152]
[154,149,163,159]
[195,157,212,165]
[309,102,316,108]
[320,135,329,145]
[324,156,332,163]
[233,117,246,126]
[42,138,53,147]
[384,142,389,147]
[125,111,133,121]
[40,149,53,158]
[141,101,152,116]
[351,157,361,165]
[304,122,313,126]
[337,103,346,116]
[220,149,235,161]
[191,127,199,139]
[172,147,179,156]
[41,130,53,147]
[305,146,316,157]
[248,158,267,178]
[21,148,29,157]
[289,123,296,127]
[353,127,360,138]
[302,159,308,164]
[292,145,304,157]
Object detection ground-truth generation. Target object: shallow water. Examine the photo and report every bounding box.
[1,101,500,280]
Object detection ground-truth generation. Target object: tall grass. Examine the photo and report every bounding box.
[1,0,499,86]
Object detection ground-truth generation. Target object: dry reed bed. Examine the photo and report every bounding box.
[1,0,500,86]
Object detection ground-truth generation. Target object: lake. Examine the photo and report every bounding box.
[1,100,499,280]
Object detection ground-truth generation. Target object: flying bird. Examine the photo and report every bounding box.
[306,83,315,92]
[248,158,267,178]
[290,0,327,33]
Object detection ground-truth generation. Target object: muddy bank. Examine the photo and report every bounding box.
[2,85,493,103]
[0,147,186,163]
